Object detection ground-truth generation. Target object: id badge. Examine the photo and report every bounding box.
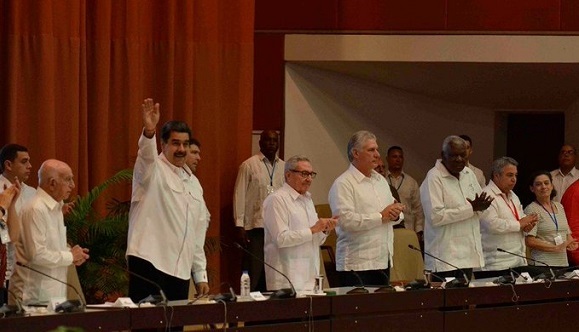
[554,234,564,246]
[266,185,275,195]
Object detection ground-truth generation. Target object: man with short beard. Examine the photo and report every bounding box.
[126,98,209,308]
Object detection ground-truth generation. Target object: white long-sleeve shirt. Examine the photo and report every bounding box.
[20,188,71,304]
[263,183,326,291]
[420,160,485,272]
[479,180,526,271]
[329,164,402,272]
[234,153,285,230]
[126,133,207,282]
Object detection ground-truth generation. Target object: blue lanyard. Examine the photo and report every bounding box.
[537,201,558,232]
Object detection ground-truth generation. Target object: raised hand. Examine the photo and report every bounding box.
[0,179,21,213]
[142,98,160,136]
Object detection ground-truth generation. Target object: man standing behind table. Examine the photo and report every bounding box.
[374,158,401,204]
[551,144,579,202]
[476,157,538,279]
[126,98,209,305]
[459,135,486,188]
[20,159,89,304]
[186,138,210,229]
[329,131,405,287]
[234,130,285,291]
[385,146,425,238]
[263,155,337,292]
[420,136,493,281]
[0,144,36,304]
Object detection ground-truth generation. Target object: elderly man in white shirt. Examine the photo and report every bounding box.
[420,135,493,281]
[329,131,405,287]
[126,98,209,304]
[476,157,538,279]
[263,155,337,292]
[551,144,579,202]
[20,159,89,304]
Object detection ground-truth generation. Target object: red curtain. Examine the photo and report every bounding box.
[0,0,255,288]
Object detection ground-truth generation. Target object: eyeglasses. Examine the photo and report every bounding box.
[290,170,317,179]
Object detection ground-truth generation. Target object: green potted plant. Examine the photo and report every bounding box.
[65,168,133,303]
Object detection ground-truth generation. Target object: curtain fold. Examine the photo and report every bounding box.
[0,0,255,289]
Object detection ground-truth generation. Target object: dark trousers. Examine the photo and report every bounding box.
[128,256,190,332]
[0,285,5,305]
[128,256,190,302]
[242,228,267,292]
[338,268,390,287]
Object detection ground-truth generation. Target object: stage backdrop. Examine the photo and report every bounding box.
[0,0,255,292]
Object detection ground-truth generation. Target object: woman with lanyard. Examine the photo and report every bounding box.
[524,171,578,273]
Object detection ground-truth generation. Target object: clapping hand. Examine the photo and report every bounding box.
[467,192,494,212]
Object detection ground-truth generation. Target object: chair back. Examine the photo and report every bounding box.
[390,228,424,282]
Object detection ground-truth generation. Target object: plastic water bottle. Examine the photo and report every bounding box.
[240,270,251,298]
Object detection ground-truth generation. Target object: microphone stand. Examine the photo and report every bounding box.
[212,282,237,302]
[374,270,395,293]
[408,245,470,288]
[497,248,555,280]
[0,288,25,317]
[346,270,369,294]
[108,261,168,305]
[16,262,85,312]
[233,242,296,299]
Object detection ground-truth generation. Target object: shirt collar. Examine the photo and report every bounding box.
[283,182,311,201]
[259,152,280,164]
[488,180,512,199]
[386,170,405,179]
[556,166,578,177]
[37,187,64,211]
[0,175,10,187]
[435,159,471,179]
[348,163,380,183]
[159,152,191,178]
